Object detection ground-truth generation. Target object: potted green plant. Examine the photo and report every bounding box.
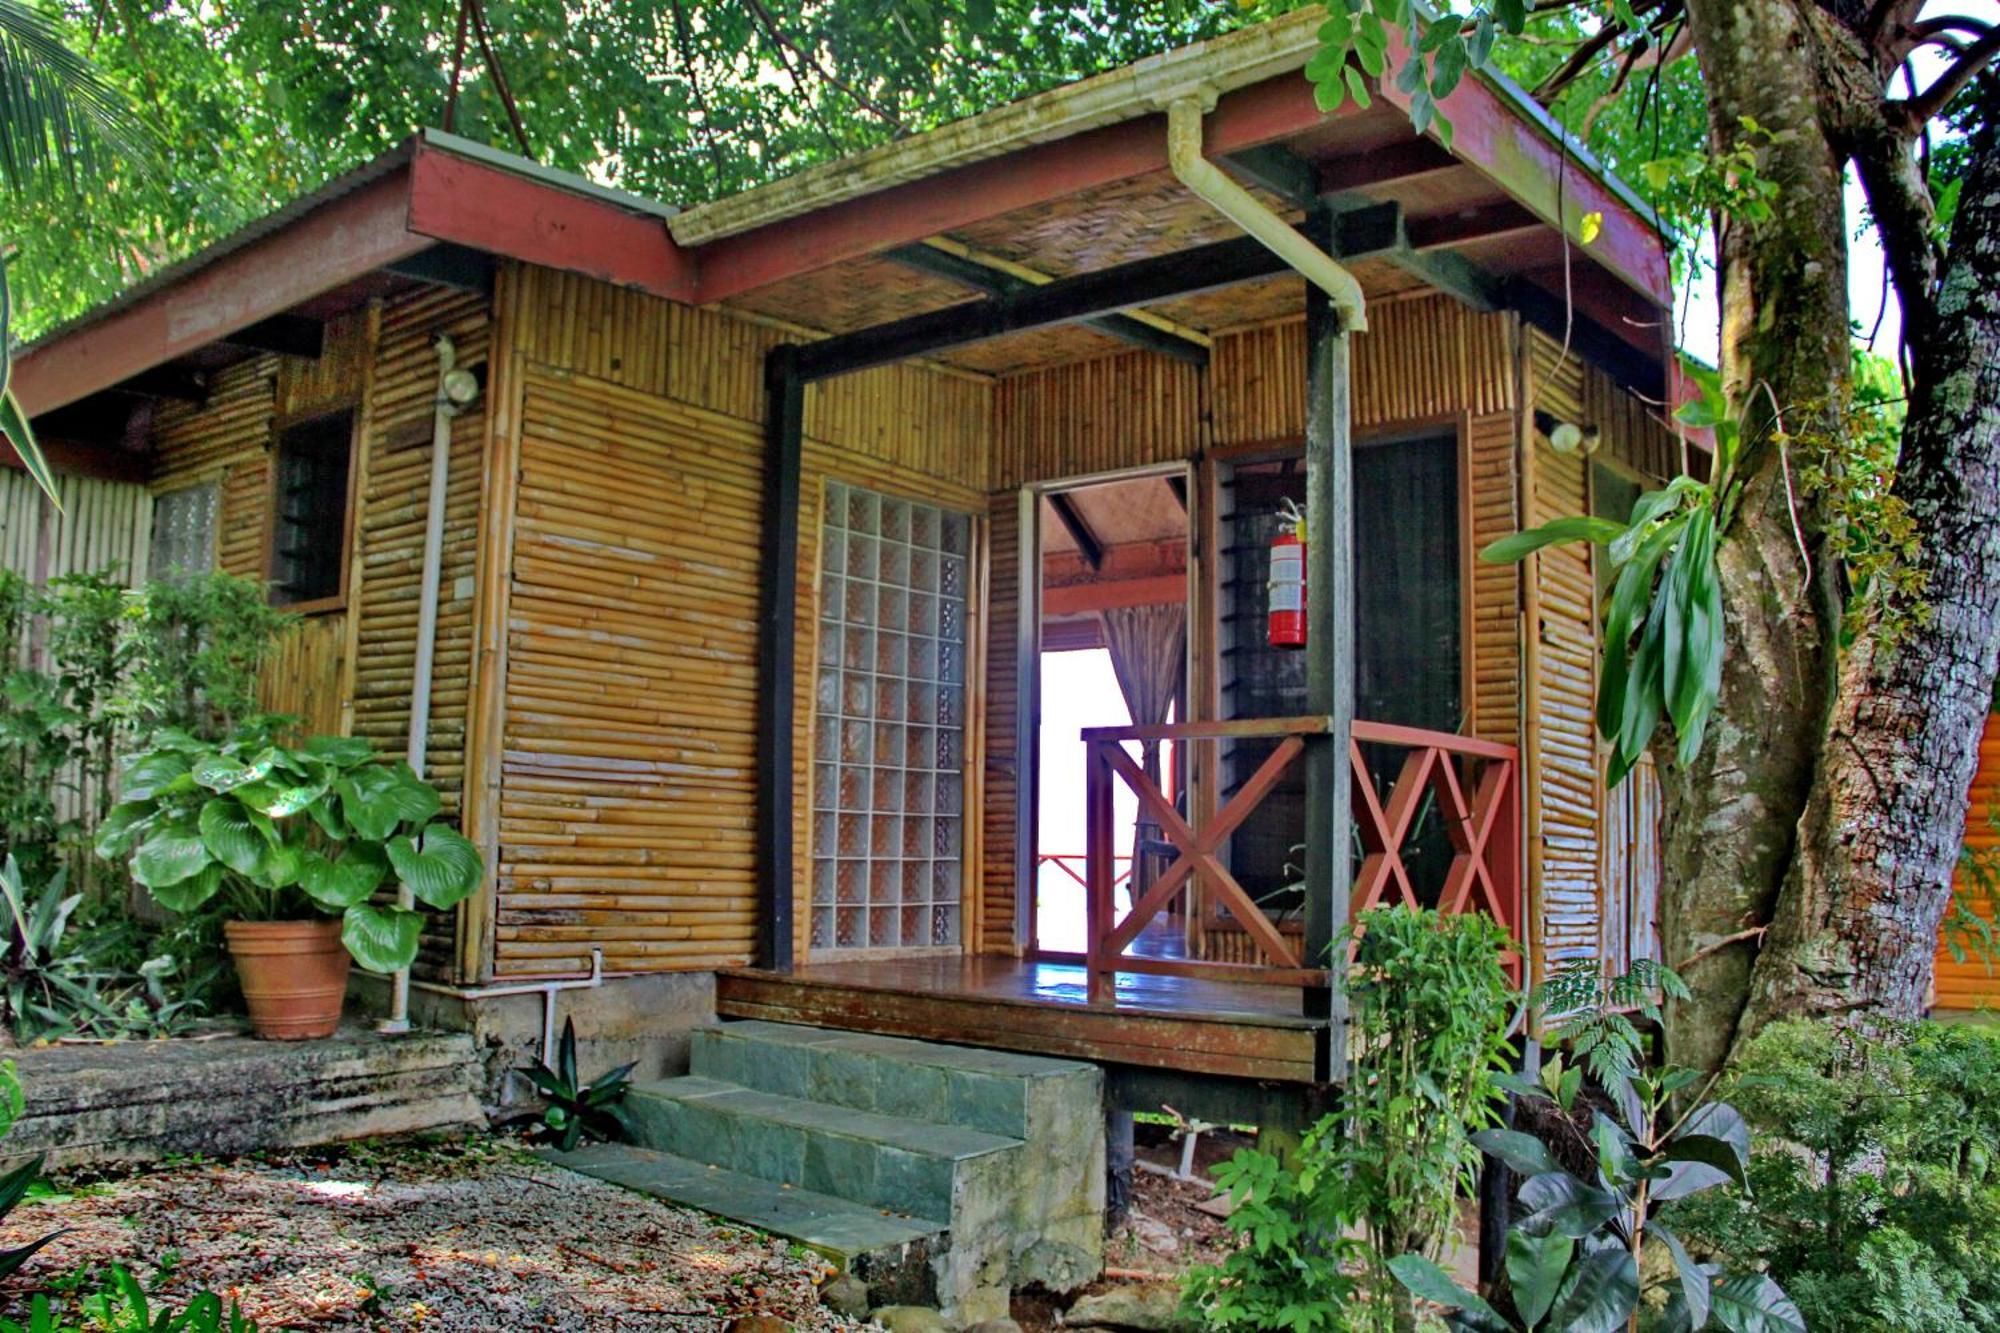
[96,725,482,1040]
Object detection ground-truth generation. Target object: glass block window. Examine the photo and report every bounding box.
[149,483,218,581]
[811,482,971,953]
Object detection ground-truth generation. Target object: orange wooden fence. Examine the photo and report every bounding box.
[1082,716,1522,1000]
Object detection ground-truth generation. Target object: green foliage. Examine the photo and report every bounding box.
[0,1266,260,1332]
[0,1060,69,1288]
[0,569,290,887]
[1184,906,1518,1331]
[1536,957,1690,1088]
[1394,968,1798,1332]
[117,574,294,740]
[504,1017,636,1153]
[98,727,480,974]
[0,855,218,1042]
[1304,0,1531,147]
[1667,1019,2000,1332]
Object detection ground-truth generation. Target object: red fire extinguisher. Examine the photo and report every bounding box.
[1267,498,1306,649]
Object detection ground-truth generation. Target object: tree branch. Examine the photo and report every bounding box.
[1852,111,1944,344]
[1890,26,2000,127]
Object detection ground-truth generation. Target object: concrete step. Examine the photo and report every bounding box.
[691,1018,1096,1140]
[623,1074,1019,1225]
[544,1142,945,1284]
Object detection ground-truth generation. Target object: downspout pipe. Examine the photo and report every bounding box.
[380,333,471,1035]
[1163,94,1368,333]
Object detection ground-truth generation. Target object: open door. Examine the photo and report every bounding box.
[1027,468,1193,956]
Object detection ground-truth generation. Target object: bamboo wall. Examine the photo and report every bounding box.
[1521,329,1603,982]
[0,470,153,590]
[1938,712,2000,1011]
[145,292,494,980]
[476,264,992,977]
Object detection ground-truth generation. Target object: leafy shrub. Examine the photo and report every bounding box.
[498,1017,636,1151]
[0,1060,69,1285]
[98,726,482,973]
[1667,1018,2000,1332]
[3,1267,259,1332]
[1184,906,1518,1332]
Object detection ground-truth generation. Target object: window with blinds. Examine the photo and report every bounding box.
[268,410,355,608]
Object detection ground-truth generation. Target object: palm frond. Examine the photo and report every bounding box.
[0,0,153,198]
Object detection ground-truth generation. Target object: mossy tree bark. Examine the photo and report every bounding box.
[1647,0,2000,1070]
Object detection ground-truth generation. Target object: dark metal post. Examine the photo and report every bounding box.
[1300,210,1355,1079]
[756,346,804,971]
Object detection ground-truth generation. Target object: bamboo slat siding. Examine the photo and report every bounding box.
[0,471,153,588]
[348,289,489,818]
[992,351,1205,490]
[980,496,1022,953]
[485,264,993,976]
[1523,330,1602,981]
[1208,296,1515,445]
[1938,712,2000,1010]
[495,366,766,973]
[153,357,277,581]
[256,613,348,737]
[1468,407,1522,743]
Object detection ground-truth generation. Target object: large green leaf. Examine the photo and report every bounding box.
[1708,1274,1804,1333]
[1386,1253,1505,1331]
[131,823,212,888]
[336,763,441,841]
[120,750,192,803]
[192,751,273,792]
[150,861,223,913]
[302,734,378,767]
[234,777,329,819]
[1543,1246,1638,1333]
[93,801,155,859]
[197,799,265,876]
[298,844,389,911]
[1471,1127,1563,1177]
[1481,515,1627,564]
[1652,1223,1711,1331]
[386,824,483,910]
[1506,1228,1574,1327]
[1516,1171,1623,1239]
[341,903,424,973]
[0,389,57,509]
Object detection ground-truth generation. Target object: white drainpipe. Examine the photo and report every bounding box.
[380,334,477,1035]
[1163,93,1369,332]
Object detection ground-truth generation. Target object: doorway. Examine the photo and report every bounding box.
[1029,469,1193,956]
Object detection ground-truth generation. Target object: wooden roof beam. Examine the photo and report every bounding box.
[1047,492,1106,572]
[220,313,324,360]
[887,242,1210,365]
[104,364,208,404]
[384,241,497,296]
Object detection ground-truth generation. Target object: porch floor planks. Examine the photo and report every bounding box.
[715,954,1324,1082]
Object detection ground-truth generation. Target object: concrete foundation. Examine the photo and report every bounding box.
[349,970,716,1108]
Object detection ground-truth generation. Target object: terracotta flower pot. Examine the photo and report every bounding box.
[224,919,350,1040]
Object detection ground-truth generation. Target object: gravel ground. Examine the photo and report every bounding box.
[0,1136,869,1331]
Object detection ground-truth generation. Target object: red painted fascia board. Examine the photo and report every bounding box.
[1376,30,1670,309]
[406,142,697,302]
[12,168,430,418]
[689,75,1340,305]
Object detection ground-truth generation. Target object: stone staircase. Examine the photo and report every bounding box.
[550,1019,1105,1323]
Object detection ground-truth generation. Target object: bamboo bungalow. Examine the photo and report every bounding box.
[12,9,1985,1311]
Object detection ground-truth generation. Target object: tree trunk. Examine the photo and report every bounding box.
[1740,106,2000,1035]
[1657,0,1854,1075]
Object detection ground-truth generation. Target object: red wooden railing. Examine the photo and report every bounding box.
[1082,716,1521,1001]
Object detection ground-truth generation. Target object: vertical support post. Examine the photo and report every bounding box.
[757,347,804,972]
[1085,738,1115,1003]
[1301,209,1355,1079]
[1493,760,1525,986]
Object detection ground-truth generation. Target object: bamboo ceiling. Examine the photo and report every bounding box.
[717,105,1598,380]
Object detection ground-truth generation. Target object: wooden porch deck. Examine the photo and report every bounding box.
[716,954,1328,1083]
